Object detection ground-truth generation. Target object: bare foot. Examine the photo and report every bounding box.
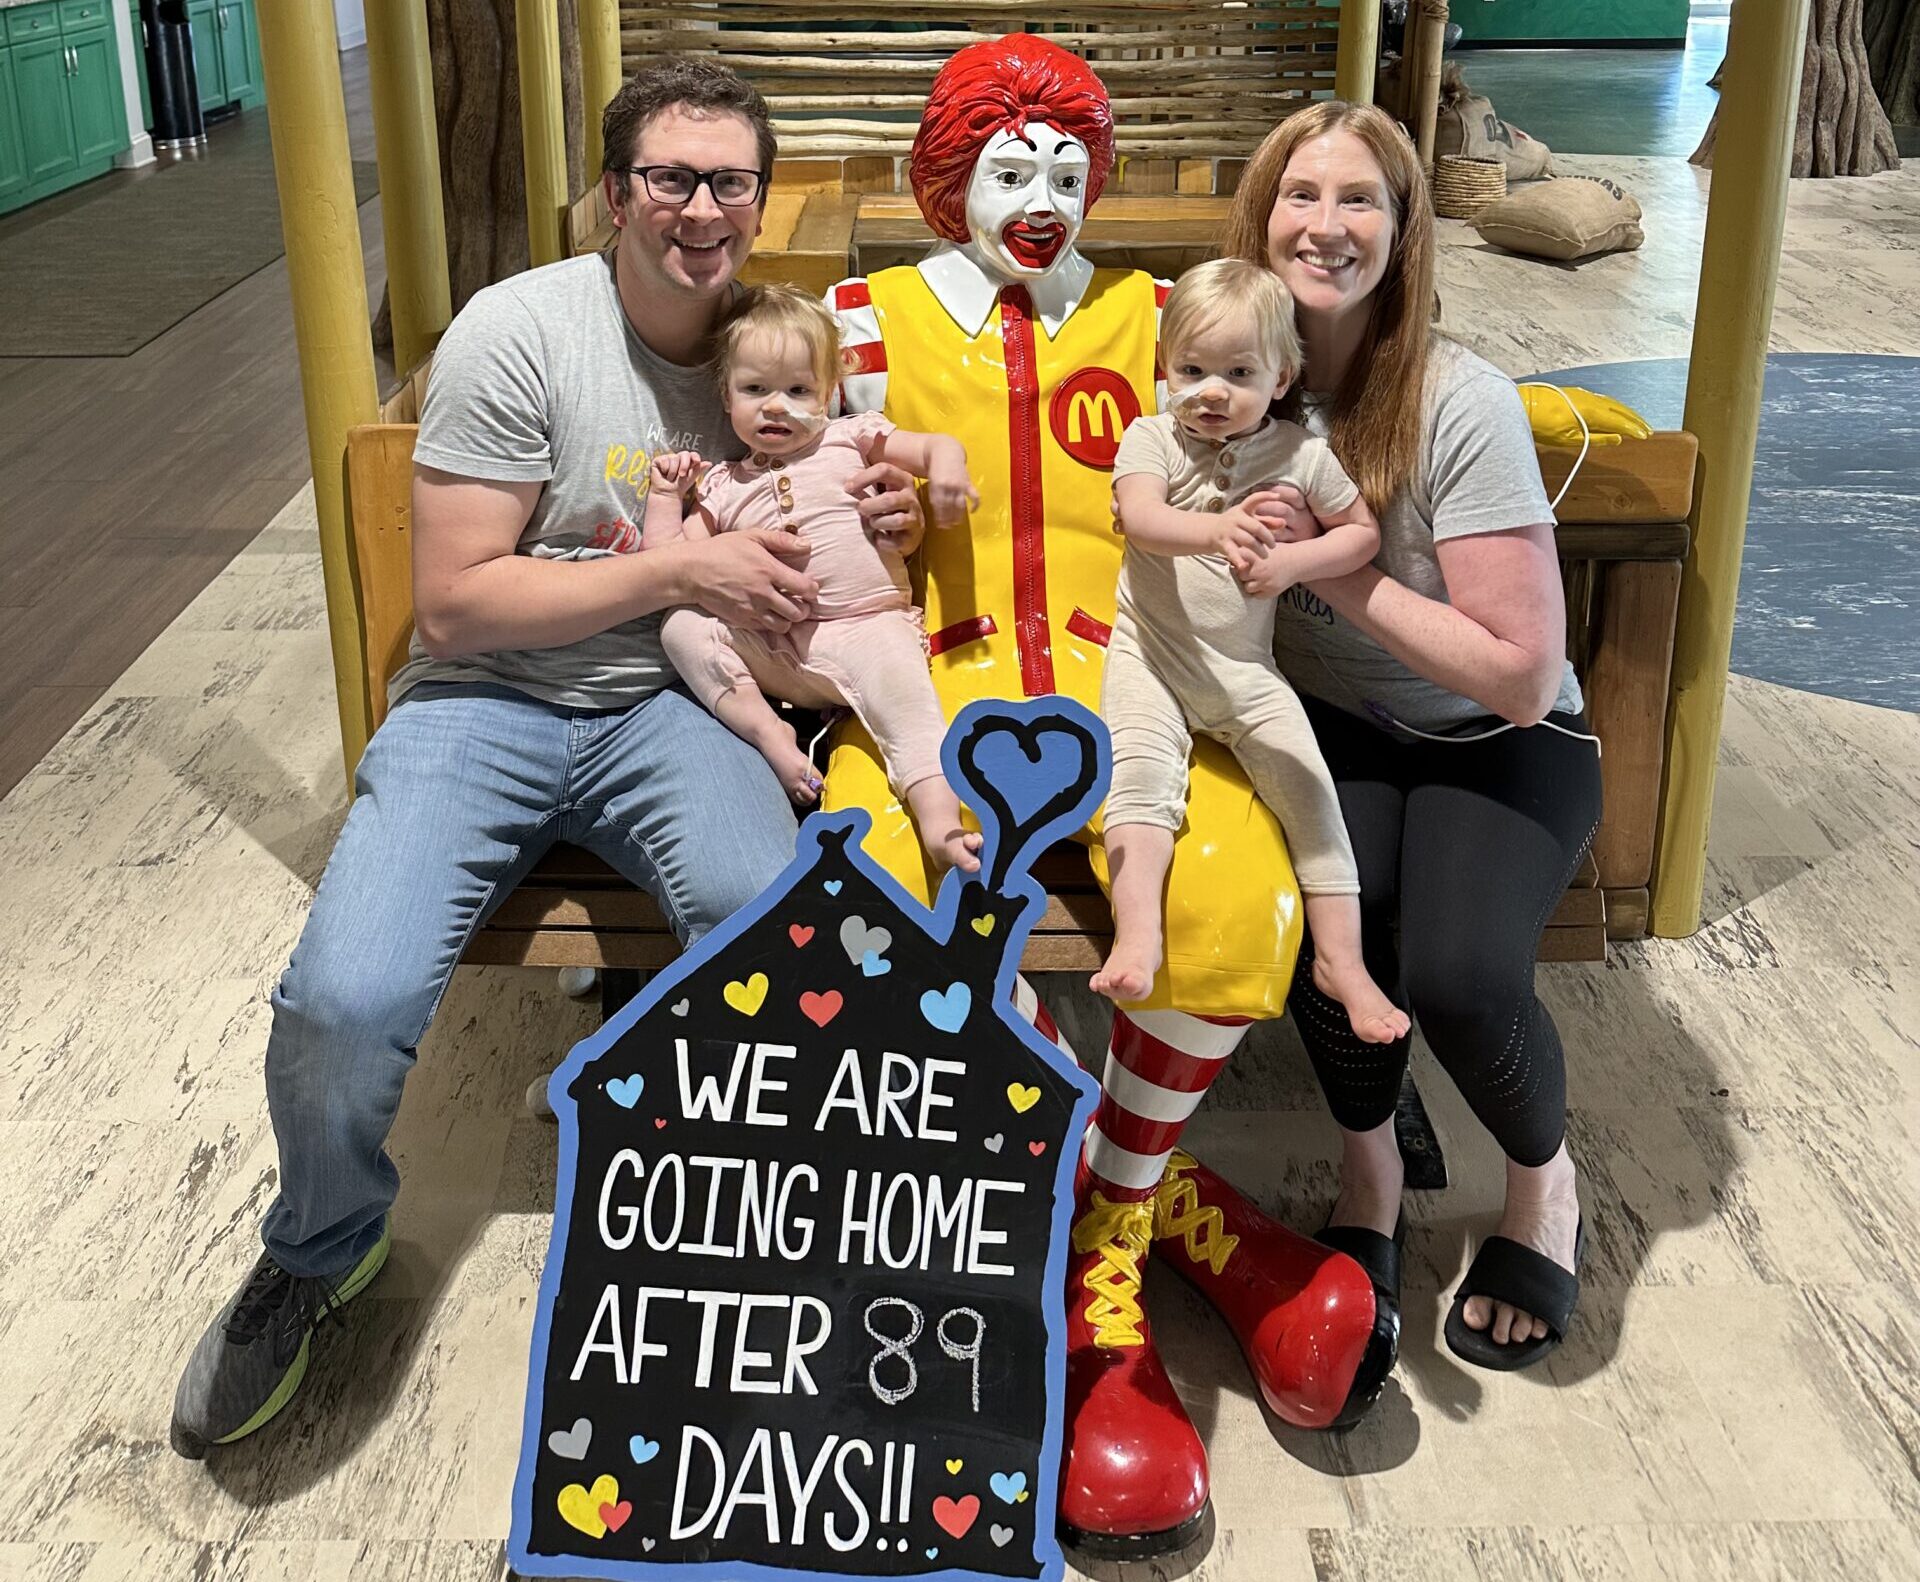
[757,726,822,805]
[926,827,983,872]
[715,696,822,805]
[1090,928,1161,1003]
[1328,1117,1404,1239]
[1461,1145,1581,1346]
[1312,954,1411,1044]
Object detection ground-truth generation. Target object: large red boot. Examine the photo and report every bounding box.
[1057,1161,1210,1557]
[1152,1150,1393,1430]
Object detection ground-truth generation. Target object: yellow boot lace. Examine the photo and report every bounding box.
[1071,1193,1158,1349]
[1152,1151,1240,1277]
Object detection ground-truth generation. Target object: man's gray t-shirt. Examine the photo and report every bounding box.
[1271,338,1584,733]
[391,252,738,709]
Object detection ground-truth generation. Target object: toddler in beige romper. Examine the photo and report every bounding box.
[1091,259,1409,1045]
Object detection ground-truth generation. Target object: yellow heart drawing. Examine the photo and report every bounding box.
[557,1473,620,1539]
[1006,1083,1040,1114]
[971,915,995,937]
[724,973,769,1016]
[1017,1490,1030,1503]
[946,1458,964,1475]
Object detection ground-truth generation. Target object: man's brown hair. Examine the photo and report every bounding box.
[601,56,777,205]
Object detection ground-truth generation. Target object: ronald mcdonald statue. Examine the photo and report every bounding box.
[824,36,1389,1557]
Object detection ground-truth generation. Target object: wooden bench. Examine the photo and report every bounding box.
[342,421,1691,972]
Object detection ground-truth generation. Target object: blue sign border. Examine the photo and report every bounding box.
[508,697,1109,1582]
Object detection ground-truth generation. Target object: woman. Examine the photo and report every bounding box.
[1223,102,1604,1370]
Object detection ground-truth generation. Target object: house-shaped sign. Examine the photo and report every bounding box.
[509,697,1107,1582]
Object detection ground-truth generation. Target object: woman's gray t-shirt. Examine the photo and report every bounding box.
[391,252,739,710]
[1271,338,1583,733]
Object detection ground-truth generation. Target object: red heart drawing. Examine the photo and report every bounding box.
[654,1118,667,1130]
[932,1494,979,1539]
[789,924,815,947]
[1028,1140,1047,1156]
[799,989,844,1028]
[600,1500,632,1533]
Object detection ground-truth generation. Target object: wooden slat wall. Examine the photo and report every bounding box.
[617,1,1341,178]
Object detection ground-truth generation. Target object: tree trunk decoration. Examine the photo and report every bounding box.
[1692,0,1900,177]
[1865,0,1920,124]
[375,0,585,356]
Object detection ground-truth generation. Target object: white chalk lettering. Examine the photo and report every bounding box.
[813,1047,871,1134]
[677,1038,752,1121]
[744,1043,797,1126]
[597,1149,644,1250]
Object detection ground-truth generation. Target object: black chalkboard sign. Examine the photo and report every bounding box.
[510,698,1107,1582]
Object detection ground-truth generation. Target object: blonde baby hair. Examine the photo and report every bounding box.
[1159,257,1303,383]
[713,283,857,395]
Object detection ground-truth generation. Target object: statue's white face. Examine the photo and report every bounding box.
[962,121,1091,280]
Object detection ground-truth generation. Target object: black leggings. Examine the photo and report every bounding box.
[1288,695,1603,1168]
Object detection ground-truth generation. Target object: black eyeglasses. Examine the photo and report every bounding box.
[622,165,767,207]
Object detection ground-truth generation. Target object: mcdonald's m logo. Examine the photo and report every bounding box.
[1049,367,1142,469]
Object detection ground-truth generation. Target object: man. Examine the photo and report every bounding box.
[823,36,1380,1558]
[170,57,922,1460]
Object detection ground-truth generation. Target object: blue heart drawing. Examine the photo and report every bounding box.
[630,1434,660,1464]
[924,1550,939,1561]
[919,982,971,1034]
[607,1074,645,1108]
[969,725,1089,844]
[861,949,892,978]
[990,1470,1027,1504]
[823,879,843,895]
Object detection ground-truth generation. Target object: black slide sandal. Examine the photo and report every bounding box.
[1443,1218,1587,1372]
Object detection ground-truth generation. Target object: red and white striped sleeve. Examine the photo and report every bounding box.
[1152,277,1171,414]
[827,276,889,416]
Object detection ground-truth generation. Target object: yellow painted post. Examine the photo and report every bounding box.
[580,0,623,182]
[1335,0,1380,106]
[1651,0,1811,937]
[254,0,381,788]
[364,0,452,373]
[517,0,569,267]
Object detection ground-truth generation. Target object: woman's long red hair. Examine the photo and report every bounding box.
[1222,102,1436,512]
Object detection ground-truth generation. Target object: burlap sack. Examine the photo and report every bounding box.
[1472,176,1645,262]
[1433,64,1554,180]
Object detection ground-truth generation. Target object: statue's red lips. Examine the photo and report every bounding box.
[1002,218,1067,269]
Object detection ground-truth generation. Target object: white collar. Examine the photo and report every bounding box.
[916,243,1096,340]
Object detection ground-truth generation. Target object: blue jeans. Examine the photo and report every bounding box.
[259,683,798,1277]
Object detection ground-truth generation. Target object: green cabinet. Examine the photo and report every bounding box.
[0,49,26,202]
[0,0,129,216]
[66,24,120,162]
[10,32,76,185]
[185,0,260,114]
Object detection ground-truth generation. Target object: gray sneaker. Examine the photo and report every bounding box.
[170,1221,391,1459]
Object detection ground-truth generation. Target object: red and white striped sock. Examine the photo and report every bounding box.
[1083,1010,1252,1203]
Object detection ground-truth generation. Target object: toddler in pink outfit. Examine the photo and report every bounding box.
[646,285,983,872]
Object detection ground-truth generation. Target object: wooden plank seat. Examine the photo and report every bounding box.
[348,386,1693,970]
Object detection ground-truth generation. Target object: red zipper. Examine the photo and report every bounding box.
[999,285,1053,696]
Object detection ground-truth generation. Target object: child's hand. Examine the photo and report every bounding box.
[1239,486,1320,543]
[925,439,980,528]
[1209,504,1276,566]
[650,449,707,499]
[1234,541,1301,600]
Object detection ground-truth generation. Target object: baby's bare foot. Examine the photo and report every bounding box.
[764,735,822,805]
[1312,955,1410,1045]
[1090,931,1161,1004]
[927,828,983,873]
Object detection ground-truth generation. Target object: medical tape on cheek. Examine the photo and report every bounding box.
[1167,378,1233,415]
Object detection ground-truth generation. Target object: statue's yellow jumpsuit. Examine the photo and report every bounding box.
[826,263,1302,1017]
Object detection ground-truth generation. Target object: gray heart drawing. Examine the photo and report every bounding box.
[840,915,892,965]
[642,1538,657,1552]
[671,999,689,1017]
[546,1416,592,1460]
[984,1133,1005,1153]
[991,1524,1014,1547]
